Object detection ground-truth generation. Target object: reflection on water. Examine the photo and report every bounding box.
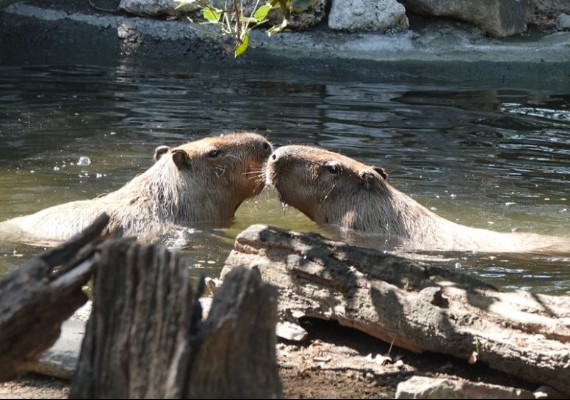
[0,62,568,294]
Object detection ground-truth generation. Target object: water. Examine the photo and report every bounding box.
[0,61,568,294]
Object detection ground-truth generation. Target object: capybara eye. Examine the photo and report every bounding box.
[271,154,277,161]
[263,142,271,152]
[208,149,221,158]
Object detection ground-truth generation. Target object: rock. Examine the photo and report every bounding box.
[229,0,327,31]
[399,0,531,37]
[119,0,197,16]
[556,13,570,30]
[276,321,308,342]
[287,0,327,30]
[532,0,570,16]
[30,320,86,380]
[328,0,408,32]
[395,376,535,399]
[533,385,566,399]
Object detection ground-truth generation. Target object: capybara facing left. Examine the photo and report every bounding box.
[265,144,570,254]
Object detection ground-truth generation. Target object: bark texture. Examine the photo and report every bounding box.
[0,213,109,381]
[70,238,281,399]
[221,224,570,395]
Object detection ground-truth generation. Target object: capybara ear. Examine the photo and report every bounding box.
[372,166,388,180]
[171,149,191,170]
[154,145,170,161]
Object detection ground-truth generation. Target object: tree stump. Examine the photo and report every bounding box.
[0,213,110,381]
[70,238,281,399]
[221,224,570,395]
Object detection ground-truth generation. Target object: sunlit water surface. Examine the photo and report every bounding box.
[0,62,568,294]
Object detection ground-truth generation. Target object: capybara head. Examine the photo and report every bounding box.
[153,132,273,217]
[266,145,390,232]
[104,132,274,233]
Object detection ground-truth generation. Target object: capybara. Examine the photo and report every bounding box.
[265,145,570,254]
[0,132,272,244]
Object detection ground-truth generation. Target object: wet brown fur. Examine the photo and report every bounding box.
[266,145,570,254]
[1,132,272,243]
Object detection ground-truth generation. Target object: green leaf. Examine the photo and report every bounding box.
[234,33,250,57]
[254,4,271,22]
[203,8,221,23]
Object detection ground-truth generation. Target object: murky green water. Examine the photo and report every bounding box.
[0,62,568,294]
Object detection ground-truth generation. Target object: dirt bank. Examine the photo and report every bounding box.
[0,318,539,399]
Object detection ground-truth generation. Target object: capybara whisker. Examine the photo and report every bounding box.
[243,169,265,177]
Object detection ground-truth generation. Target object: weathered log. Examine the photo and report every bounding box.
[70,239,281,399]
[0,213,110,382]
[221,224,570,395]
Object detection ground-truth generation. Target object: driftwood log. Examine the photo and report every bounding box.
[221,224,570,395]
[70,238,281,399]
[0,213,110,382]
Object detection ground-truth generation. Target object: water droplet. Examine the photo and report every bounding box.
[77,156,91,166]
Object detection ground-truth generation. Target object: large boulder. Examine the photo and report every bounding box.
[399,0,532,37]
[328,0,409,32]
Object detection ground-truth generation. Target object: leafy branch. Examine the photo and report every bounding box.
[177,0,290,57]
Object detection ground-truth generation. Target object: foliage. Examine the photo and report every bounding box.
[177,0,294,57]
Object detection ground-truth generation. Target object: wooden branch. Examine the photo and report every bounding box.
[186,267,281,399]
[0,213,110,381]
[221,224,570,395]
[70,239,281,399]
